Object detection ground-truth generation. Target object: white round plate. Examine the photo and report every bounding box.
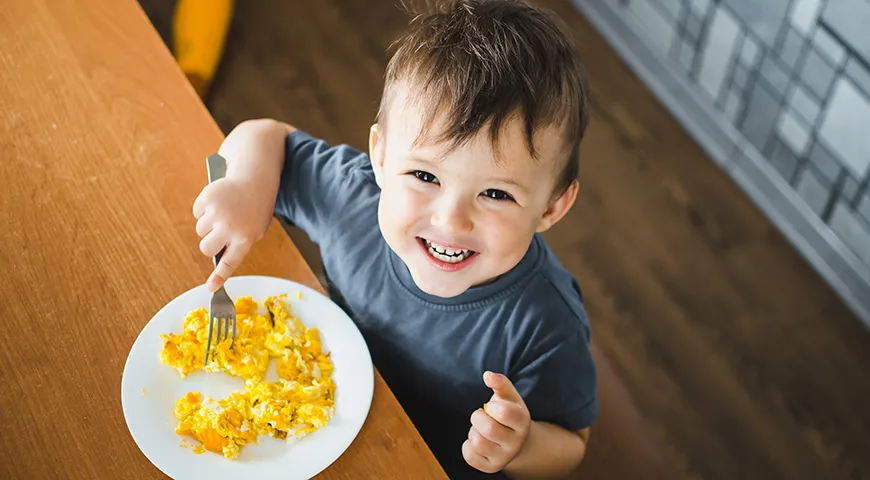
[121,276,374,480]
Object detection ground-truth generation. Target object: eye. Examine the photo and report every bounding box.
[481,189,513,201]
[412,170,439,184]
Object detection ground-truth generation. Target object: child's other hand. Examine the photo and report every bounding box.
[463,371,531,474]
[192,175,275,291]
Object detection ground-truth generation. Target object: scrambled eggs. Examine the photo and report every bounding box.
[160,294,335,459]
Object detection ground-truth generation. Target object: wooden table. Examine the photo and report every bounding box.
[0,0,446,478]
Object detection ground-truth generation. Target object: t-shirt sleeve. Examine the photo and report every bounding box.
[275,129,373,245]
[511,330,598,432]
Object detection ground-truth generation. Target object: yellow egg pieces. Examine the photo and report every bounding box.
[160,294,336,459]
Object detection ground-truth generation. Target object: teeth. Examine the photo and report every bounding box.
[426,240,469,256]
[424,239,474,264]
[428,246,469,263]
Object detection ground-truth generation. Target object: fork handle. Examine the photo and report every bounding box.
[206,153,227,183]
[206,153,228,269]
[214,246,226,268]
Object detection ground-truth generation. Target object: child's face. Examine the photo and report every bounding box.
[370,84,578,298]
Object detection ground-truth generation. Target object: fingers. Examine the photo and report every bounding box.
[206,241,250,292]
[195,211,214,237]
[199,230,227,258]
[462,439,498,474]
[192,189,209,219]
[484,371,524,405]
[191,180,262,291]
[468,426,500,458]
[483,400,529,432]
[199,232,250,292]
[470,408,512,445]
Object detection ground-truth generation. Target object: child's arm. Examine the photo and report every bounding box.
[464,372,590,479]
[192,118,295,291]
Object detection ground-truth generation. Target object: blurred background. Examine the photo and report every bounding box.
[138,1,870,478]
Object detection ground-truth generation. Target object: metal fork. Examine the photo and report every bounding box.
[204,153,236,367]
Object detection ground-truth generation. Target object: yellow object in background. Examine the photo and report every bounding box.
[172,0,234,98]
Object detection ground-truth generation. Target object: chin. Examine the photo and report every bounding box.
[410,272,470,298]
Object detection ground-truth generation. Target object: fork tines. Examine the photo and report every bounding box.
[203,315,233,367]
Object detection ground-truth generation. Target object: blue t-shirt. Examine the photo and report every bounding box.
[276,130,598,479]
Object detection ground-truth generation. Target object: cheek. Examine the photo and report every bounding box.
[379,180,431,230]
[480,210,538,254]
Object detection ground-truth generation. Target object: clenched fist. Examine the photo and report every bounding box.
[463,371,531,474]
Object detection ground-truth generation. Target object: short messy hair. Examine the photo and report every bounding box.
[376,0,590,195]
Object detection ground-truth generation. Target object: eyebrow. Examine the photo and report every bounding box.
[407,155,438,165]
[490,177,526,191]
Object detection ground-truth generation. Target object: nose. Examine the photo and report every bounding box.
[431,196,474,235]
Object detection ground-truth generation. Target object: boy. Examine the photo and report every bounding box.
[192,0,597,478]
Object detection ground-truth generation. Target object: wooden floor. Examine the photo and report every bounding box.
[139,1,870,478]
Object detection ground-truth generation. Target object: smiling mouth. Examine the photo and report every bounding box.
[418,237,476,264]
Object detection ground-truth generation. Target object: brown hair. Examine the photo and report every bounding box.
[376,0,590,195]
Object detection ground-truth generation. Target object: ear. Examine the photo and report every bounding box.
[369,123,385,188]
[536,180,578,232]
